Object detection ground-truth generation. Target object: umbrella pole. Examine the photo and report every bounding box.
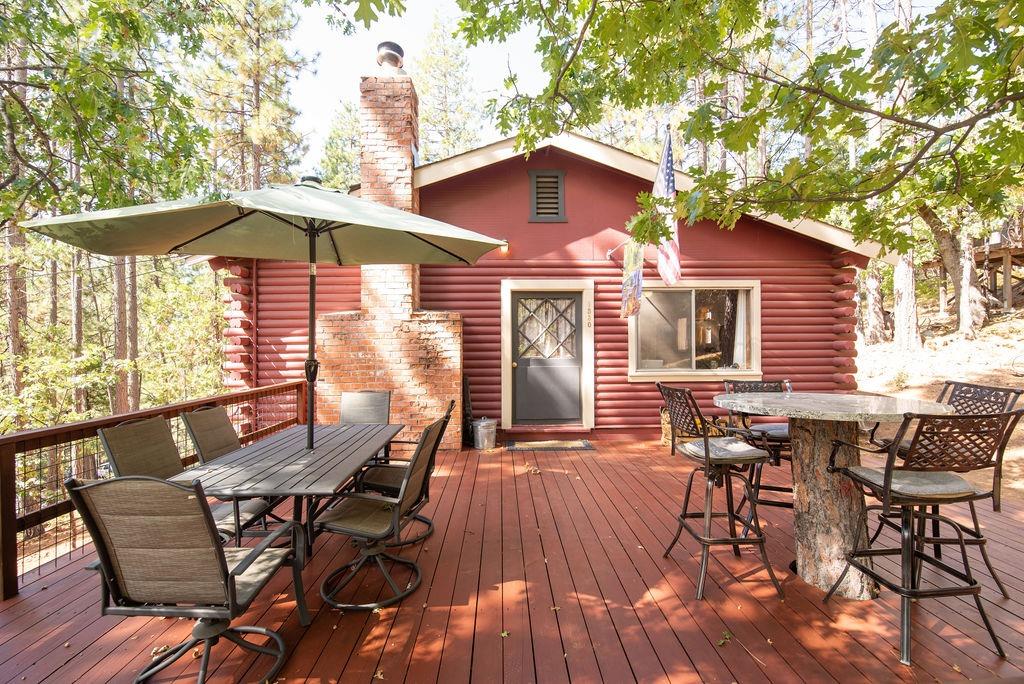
[305,223,318,450]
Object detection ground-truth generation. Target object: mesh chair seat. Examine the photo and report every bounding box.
[361,465,405,494]
[846,466,976,501]
[210,498,274,536]
[223,547,292,608]
[317,497,395,538]
[677,437,770,464]
[750,422,789,440]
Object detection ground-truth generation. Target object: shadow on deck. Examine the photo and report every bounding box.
[2,441,1023,682]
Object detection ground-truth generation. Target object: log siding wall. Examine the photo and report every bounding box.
[244,149,862,434]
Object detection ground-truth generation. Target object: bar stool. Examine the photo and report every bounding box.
[825,410,1023,666]
[867,380,1022,595]
[658,383,784,600]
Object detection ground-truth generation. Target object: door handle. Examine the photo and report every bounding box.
[511,361,518,368]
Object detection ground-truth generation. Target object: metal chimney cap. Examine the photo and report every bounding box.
[376,41,404,69]
[299,175,323,185]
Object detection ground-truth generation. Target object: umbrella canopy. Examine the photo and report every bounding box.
[24,180,504,265]
[25,179,505,449]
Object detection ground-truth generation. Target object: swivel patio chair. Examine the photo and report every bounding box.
[314,413,448,610]
[65,476,310,683]
[824,409,1023,666]
[867,380,1023,595]
[98,416,273,545]
[183,406,286,529]
[182,405,245,462]
[723,379,794,520]
[340,390,393,462]
[658,383,784,601]
[355,400,455,546]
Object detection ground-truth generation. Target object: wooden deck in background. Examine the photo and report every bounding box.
[2,441,1023,683]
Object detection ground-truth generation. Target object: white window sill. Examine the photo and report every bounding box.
[627,369,763,383]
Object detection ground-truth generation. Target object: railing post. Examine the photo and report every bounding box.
[0,444,18,599]
[296,381,307,425]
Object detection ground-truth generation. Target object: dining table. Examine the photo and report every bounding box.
[171,422,403,557]
[712,391,953,600]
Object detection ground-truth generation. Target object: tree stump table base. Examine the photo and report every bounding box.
[789,417,876,600]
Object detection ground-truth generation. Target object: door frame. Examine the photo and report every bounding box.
[501,279,595,429]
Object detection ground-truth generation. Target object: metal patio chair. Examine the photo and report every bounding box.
[658,383,784,601]
[65,476,310,683]
[183,406,286,530]
[98,416,273,545]
[340,390,393,462]
[314,413,448,610]
[723,379,794,519]
[867,380,1023,595]
[825,410,1023,666]
[355,400,455,546]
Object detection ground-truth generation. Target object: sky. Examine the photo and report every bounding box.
[287,0,546,174]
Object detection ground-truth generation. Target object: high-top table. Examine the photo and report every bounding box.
[712,392,952,599]
[172,423,402,557]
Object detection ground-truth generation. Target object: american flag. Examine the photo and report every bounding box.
[653,127,681,285]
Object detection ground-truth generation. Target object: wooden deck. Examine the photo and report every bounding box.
[3,441,1024,683]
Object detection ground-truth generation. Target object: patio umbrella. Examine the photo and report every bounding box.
[24,178,505,449]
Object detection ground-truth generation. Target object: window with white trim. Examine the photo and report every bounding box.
[628,281,761,381]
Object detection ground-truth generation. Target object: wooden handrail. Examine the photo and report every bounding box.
[0,380,306,599]
[0,380,305,451]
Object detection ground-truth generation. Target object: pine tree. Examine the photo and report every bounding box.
[319,101,361,191]
[194,0,308,190]
[409,14,483,163]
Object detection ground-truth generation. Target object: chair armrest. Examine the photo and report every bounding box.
[334,490,401,506]
[365,462,410,470]
[228,521,297,577]
[862,421,889,447]
[827,439,888,472]
[713,422,770,449]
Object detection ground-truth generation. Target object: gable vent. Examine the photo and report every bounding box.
[529,170,566,222]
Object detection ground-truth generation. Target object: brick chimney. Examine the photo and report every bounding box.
[316,42,463,448]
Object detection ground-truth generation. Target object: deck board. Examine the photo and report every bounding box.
[2,441,1023,682]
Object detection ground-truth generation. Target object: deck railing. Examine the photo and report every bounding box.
[0,380,306,598]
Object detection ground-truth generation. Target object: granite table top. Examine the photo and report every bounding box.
[712,392,954,422]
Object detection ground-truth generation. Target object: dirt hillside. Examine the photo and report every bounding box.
[856,308,1024,502]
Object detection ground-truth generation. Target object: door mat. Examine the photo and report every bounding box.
[505,440,594,451]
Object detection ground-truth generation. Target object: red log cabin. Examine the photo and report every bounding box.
[215,56,889,449]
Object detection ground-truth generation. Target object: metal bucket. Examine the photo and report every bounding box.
[472,417,498,450]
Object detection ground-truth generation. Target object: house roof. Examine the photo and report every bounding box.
[414,132,894,264]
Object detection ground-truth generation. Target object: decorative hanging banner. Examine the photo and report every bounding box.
[620,239,644,318]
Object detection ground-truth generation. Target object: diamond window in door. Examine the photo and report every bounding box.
[517,297,577,359]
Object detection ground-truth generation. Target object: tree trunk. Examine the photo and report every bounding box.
[127,256,140,411]
[696,75,709,171]
[5,225,26,399]
[70,250,96,479]
[112,256,129,413]
[916,203,987,332]
[719,75,729,173]
[892,247,922,351]
[958,228,985,338]
[49,259,58,327]
[937,265,948,317]
[790,418,875,599]
[861,261,889,343]
[803,0,814,159]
